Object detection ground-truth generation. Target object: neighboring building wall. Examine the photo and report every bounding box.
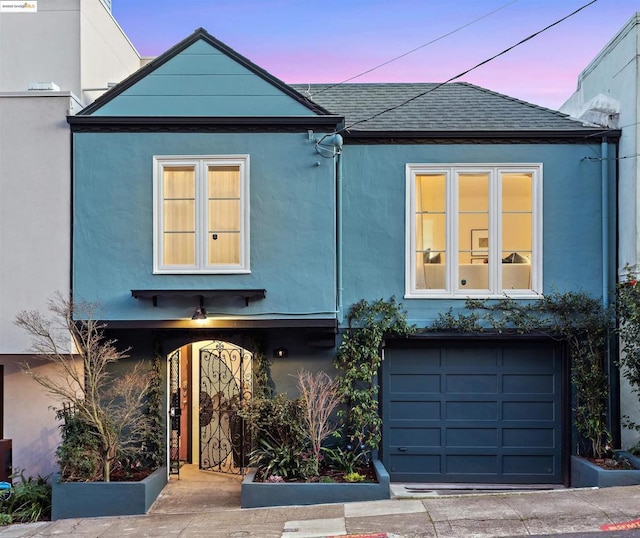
[560,14,639,272]
[78,0,141,106]
[560,13,640,449]
[0,94,81,477]
[0,0,140,104]
[0,94,80,353]
[0,0,141,477]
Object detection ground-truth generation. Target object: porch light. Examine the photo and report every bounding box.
[191,306,207,320]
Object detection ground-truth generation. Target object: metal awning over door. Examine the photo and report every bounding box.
[382,340,565,484]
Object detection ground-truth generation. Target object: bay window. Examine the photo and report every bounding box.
[406,163,542,297]
[154,155,249,274]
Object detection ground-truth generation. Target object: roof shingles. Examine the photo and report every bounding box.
[292,82,601,133]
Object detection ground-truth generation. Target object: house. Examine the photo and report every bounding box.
[69,27,619,486]
[0,0,141,478]
[560,12,640,450]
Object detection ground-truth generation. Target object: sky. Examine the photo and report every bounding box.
[112,0,640,110]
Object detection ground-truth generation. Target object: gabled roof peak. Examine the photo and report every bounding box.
[78,28,331,117]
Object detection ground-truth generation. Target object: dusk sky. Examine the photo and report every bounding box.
[113,0,640,110]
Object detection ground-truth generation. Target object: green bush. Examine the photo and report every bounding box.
[55,409,102,481]
[322,443,368,475]
[241,394,312,480]
[0,471,51,525]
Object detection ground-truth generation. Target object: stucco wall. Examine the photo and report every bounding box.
[0,0,81,94]
[0,0,139,104]
[560,14,640,449]
[0,95,76,354]
[0,356,81,479]
[79,0,140,106]
[560,14,640,273]
[72,131,337,321]
[340,142,615,327]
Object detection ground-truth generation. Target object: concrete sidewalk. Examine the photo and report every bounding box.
[1,482,639,537]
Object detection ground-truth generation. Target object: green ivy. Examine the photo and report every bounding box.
[432,292,613,458]
[141,343,165,471]
[334,297,416,457]
[616,268,640,432]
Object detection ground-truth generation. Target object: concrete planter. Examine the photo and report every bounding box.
[570,454,640,488]
[51,466,167,520]
[241,459,390,508]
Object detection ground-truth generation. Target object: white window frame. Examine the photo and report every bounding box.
[405,163,543,299]
[153,155,250,274]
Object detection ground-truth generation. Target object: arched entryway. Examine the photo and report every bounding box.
[168,340,252,476]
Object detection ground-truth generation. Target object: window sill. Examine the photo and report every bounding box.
[404,291,542,300]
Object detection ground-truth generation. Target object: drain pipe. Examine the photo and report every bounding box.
[601,136,610,308]
[601,135,620,447]
[316,134,344,322]
[335,136,344,323]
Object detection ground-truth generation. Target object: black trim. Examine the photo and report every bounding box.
[78,28,333,117]
[102,318,337,330]
[68,115,344,132]
[341,129,621,145]
[131,289,266,307]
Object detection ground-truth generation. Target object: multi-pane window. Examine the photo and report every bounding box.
[406,164,542,297]
[154,156,249,274]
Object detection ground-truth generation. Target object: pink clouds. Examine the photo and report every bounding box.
[113,0,640,110]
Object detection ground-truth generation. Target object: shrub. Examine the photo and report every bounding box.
[241,394,310,480]
[0,471,51,525]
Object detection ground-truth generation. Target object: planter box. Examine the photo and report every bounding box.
[571,455,640,488]
[51,466,167,520]
[241,460,390,508]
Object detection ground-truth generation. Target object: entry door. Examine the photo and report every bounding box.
[382,341,565,484]
[199,341,252,474]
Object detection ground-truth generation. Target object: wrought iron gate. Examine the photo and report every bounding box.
[169,349,181,476]
[199,341,252,474]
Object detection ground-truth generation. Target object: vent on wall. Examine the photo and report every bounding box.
[28,82,60,91]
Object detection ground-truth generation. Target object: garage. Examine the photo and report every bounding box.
[382,339,566,484]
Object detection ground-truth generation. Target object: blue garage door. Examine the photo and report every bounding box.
[382,341,564,484]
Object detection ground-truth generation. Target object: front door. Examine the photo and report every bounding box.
[199,341,252,474]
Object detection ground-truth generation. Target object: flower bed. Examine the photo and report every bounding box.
[241,459,390,508]
[51,466,167,520]
[571,454,640,488]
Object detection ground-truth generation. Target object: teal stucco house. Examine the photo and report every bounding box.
[69,29,619,487]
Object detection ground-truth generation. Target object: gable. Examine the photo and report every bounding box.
[87,31,323,117]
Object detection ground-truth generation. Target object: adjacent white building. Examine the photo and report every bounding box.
[561,13,640,449]
[0,0,141,477]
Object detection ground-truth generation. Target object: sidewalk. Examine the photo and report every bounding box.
[1,482,639,538]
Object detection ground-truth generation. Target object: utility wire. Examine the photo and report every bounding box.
[339,0,599,133]
[310,0,519,97]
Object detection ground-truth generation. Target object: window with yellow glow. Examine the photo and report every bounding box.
[154,156,249,274]
[407,164,541,297]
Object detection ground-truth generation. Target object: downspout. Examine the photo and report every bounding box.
[602,136,610,308]
[336,137,344,323]
[316,132,344,323]
[601,135,620,447]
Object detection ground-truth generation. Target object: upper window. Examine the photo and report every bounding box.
[406,164,542,298]
[154,156,250,274]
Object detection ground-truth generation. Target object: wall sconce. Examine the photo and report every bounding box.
[191,297,207,320]
[273,347,289,358]
[192,306,207,320]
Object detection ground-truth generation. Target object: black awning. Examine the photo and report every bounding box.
[131,289,266,307]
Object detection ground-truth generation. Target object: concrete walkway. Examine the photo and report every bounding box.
[1,467,639,537]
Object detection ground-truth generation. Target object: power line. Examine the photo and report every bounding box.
[338,0,600,134]
[310,0,519,97]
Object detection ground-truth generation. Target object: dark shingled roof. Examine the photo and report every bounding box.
[291,82,601,134]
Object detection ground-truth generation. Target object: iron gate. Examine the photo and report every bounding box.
[199,341,252,474]
[169,349,181,476]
